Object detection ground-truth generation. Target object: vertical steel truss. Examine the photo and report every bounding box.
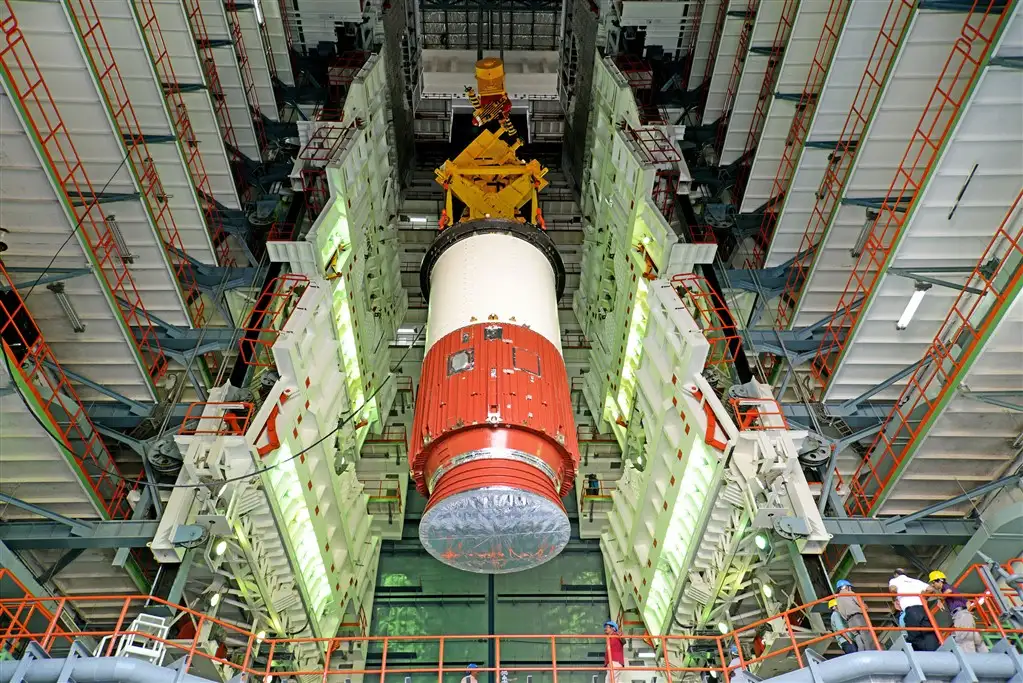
[63,0,209,325]
[0,262,137,519]
[713,0,757,157]
[182,0,244,180]
[749,0,851,276]
[774,0,916,329]
[811,0,1012,388]
[225,1,268,155]
[0,0,167,383]
[738,0,800,266]
[133,0,233,266]
[846,189,1023,516]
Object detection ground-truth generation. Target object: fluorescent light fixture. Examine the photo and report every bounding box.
[717,622,729,635]
[214,540,228,557]
[761,583,773,599]
[409,216,428,224]
[896,283,931,330]
[637,651,657,659]
[754,533,769,551]
[47,283,85,333]
[252,0,263,24]
[851,209,878,258]
[104,215,134,264]
[256,630,266,642]
[210,593,221,606]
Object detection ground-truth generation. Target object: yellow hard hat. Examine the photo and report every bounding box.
[828,599,838,609]
[929,570,947,582]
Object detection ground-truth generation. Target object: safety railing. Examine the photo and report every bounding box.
[238,273,309,366]
[178,401,254,436]
[729,396,789,430]
[181,0,244,180]
[844,188,1023,516]
[749,0,849,274]
[580,478,616,501]
[0,581,1019,681]
[671,273,741,369]
[773,0,915,329]
[362,479,403,508]
[364,424,409,445]
[131,0,232,266]
[810,0,1011,389]
[62,0,208,326]
[738,0,799,264]
[0,264,136,518]
[713,1,757,158]
[0,0,167,384]
[577,425,618,443]
[562,332,591,349]
[224,2,268,155]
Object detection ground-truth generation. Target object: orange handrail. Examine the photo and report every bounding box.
[0,569,1018,681]
[713,1,756,157]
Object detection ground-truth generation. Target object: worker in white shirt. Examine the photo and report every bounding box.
[889,569,939,651]
[462,664,480,683]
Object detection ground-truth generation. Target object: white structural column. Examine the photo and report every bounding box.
[763,0,907,269]
[719,0,786,166]
[687,0,725,91]
[95,0,218,264]
[260,0,295,87]
[234,7,277,121]
[198,0,261,159]
[739,1,840,213]
[149,0,242,209]
[703,0,754,124]
[789,8,967,329]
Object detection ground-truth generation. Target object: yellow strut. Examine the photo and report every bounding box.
[435,58,549,228]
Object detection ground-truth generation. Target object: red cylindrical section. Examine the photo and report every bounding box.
[409,321,579,573]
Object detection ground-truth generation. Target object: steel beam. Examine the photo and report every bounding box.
[0,520,160,550]
[0,494,93,536]
[821,517,979,545]
[887,474,1022,530]
[0,268,92,293]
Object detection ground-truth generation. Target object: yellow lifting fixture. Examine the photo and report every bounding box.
[435,58,549,229]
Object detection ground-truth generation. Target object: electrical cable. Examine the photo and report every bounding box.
[1,315,424,491]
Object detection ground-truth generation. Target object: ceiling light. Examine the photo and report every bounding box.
[761,583,773,599]
[214,540,228,557]
[210,593,221,606]
[717,622,729,635]
[637,651,657,659]
[754,533,769,551]
[256,630,266,642]
[48,283,85,333]
[409,216,428,224]
[896,283,931,330]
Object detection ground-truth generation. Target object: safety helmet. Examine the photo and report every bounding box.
[928,570,947,582]
[828,599,838,609]
[467,664,479,671]
[836,579,853,589]
[604,620,619,631]
[729,645,739,656]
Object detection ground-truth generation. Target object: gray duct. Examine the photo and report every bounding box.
[0,657,217,683]
[764,649,1020,683]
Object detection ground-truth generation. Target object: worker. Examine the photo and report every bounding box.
[727,644,742,670]
[929,570,987,653]
[835,579,875,652]
[889,569,939,651]
[828,599,857,654]
[462,664,480,683]
[603,620,626,683]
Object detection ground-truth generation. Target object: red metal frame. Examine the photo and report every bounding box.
[713,1,757,158]
[844,189,1023,516]
[628,127,681,166]
[580,477,616,500]
[328,51,369,105]
[62,0,208,326]
[225,2,269,155]
[0,572,1017,680]
[298,125,351,214]
[670,273,741,369]
[178,401,254,436]
[773,0,916,329]
[810,0,1010,389]
[736,0,799,265]
[181,0,244,182]
[0,1,166,383]
[0,263,137,519]
[238,273,309,366]
[729,397,789,431]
